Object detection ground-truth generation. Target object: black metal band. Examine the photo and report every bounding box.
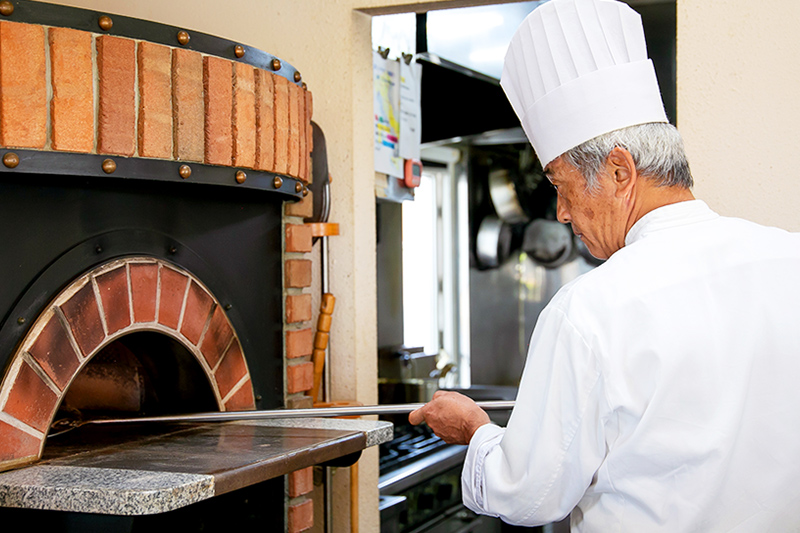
[0,149,304,199]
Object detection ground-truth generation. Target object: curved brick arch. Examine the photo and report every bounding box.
[0,257,255,472]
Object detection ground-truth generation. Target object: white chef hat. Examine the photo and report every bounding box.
[501,0,668,168]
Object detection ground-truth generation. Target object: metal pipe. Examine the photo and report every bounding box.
[73,400,515,427]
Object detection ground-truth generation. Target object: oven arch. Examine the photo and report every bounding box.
[0,256,255,472]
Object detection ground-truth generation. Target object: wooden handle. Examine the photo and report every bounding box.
[311,293,335,403]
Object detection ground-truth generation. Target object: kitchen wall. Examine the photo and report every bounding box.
[677,0,800,231]
[42,0,800,530]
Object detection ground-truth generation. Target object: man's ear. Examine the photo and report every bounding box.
[606,147,637,198]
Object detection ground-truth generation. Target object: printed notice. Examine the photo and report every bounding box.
[373,52,403,178]
[399,60,422,161]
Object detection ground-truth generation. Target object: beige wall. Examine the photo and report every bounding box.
[677,0,800,231]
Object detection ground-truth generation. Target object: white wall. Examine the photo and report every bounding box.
[677,0,800,231]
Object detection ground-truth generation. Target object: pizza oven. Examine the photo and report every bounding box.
[0,1,391,531]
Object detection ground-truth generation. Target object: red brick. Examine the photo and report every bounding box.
[286,224,312,253]
[180,281,214,345]
[288,499,314,533]
[95,266,131,335]
[273,75,290,175]
[49,27,93,153]
[224,378,256,410]
[306,89,314,157]
[285,191,314,219]
[0,21,46,148]
[288,82,300,178]
[286,361,313,394]
[60,282,105,358]
[0,420,41,466]
[27,314,80,391]
[233,62,256,168]
[172,48,204,162]
[289,467,313,498]
[4,362,58,433]
[158,267,189,330]
[286,293,312,324]
[254,69,275,172]
[130,263,158,323]
[215,341,247,400]
[97,35,136,156]
[285,259,312,288]
[298,86,307,182]
[204,56,233,166]
[199,305,233,369]
[138,41,172,158]
[286,328,313,359]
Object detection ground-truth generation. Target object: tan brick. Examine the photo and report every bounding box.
[97,35,136,156]
[285,259,312,288]
[286,328,313,359]
[288,82,300,178]
[233,62,256,168]
[273,75,290,175]
[285,224,312,253]
[286,293,312,324]
[286,361,313,394]
[285,191,314,219]
[138,41,172,159]
[204,56,233,166]
[289,467,313,498]
[0,21,46,149]
[172,48,204,162]
[254,69,274,172]
[49,27,93,153]
[286,395,313,410]
[288,499,314,533]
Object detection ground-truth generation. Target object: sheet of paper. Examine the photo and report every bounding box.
[373,52,403,178]
[399,60,422,161]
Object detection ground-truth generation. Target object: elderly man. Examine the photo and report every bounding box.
[409,0,800,531]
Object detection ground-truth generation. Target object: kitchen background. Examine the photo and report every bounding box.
[41,0,800,530]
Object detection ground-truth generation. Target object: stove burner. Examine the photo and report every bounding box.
[379,423,449,474]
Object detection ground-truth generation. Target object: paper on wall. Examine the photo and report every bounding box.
[373,52,403,178]
[399,60,422,161]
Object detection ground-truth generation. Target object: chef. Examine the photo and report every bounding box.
[409,0,800,531]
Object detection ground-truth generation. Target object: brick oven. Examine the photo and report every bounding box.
[0,1,390,531]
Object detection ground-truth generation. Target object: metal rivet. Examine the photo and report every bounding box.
[0,1,14,16]
[302,82,307,90]
[177,30,190,45]
[17,317,25,325]
[294,71,302,83]
[169,246,177,254]
[102,158,116,174]
[302,186,309,197]
[273,176,283,189]
[3,152,19,168]
[255,394,262,402]
[224,304,232,310]
[271,58,281,71]
[179,164,192,179]
[98,15,113,31]
[95,245,103,254]
[234,45,245,58]
[235,170,247,184]
[295,181,303,193]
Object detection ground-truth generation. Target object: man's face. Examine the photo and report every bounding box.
[544,156,628,260]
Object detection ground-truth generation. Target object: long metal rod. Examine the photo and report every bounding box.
[80,400,515,427]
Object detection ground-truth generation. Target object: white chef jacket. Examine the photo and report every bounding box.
[463,200,800,531]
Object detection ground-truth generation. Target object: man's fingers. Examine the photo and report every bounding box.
[408,407,425,425]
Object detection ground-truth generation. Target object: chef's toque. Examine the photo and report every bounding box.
[501,0,668,168]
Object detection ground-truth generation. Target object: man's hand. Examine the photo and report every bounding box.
[408,390,491,444]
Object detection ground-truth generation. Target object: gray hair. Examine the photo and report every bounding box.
[561,122,693,190]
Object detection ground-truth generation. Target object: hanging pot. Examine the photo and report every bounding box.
[488,168,529,225]
[522,219,574,268]
[476,215,513,269]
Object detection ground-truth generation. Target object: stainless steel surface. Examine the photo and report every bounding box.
[488,168,528,224]
[475,215,512,269]
[65,401,515,430]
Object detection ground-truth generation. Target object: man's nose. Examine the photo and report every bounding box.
[556,196,571,224]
